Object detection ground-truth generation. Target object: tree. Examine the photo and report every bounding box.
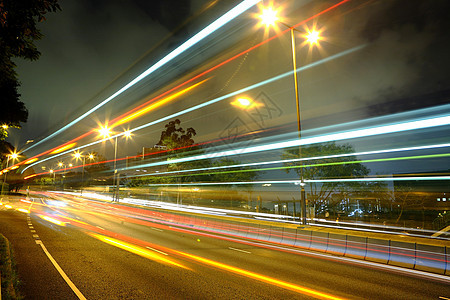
[156,119,196,150]
[282,142,370,215]
[0,0,61,136]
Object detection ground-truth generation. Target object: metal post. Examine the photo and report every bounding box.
[113,136,118,201]
[290,27,307,225]
[81,156,85,195]
[1,156,11,194]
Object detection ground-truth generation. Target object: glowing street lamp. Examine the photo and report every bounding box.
[73,151,95,195]
[1,152,19,195]
[98,125,112,139]
[57,161,69,189]
[258,6,323,225]
[98,126,132,202]
[259,5,279,27]
[49,169,56,185]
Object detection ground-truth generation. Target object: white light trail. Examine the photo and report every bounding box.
[123,114,450,171]
[141,176,450,187]
[130,143,450,178]
[23,0,261,153]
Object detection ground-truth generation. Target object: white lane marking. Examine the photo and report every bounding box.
[228,247,251,254]
[37,241,87,299]
[29,226,34,229]
[145,246,168,256]
[150,227,163,232]
[32,234,39,238]
[30,230,36,233]
[96,226,105,230]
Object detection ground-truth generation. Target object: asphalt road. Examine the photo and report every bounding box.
[0,195,449,299]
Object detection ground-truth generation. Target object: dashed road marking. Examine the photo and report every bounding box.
[145,246,168,256]
[228,247,251,254]
[150,227,163,232]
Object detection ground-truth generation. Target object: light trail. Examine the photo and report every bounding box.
[142,176,450,187]
[81,214,344,299]
[126,152,450,181]
[173,250,344,299]
[109,78,209,128]
[23,0,261,153]
[122,113,450,172]
[88,233,189,269]
[21,44,367,174]
[33,191,450,285]
[16,0,354,174]
[130,143,450,178]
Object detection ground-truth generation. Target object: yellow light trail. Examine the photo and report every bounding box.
[50,143,77,154]
[24,158,39,164]
[39,215,67,226]
[110,79,209,129]
[173,250,345,299]
[17,208,30,214]
[88,233,189,270]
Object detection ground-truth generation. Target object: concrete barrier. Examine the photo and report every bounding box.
[388,241,416,269]
[326,233,347,256]
[257,223,272,242]
[295,229,312,249]
[415,244,447,275]
[366,238,390,264]
[268,226,284,244]
[281,227,298,246]
[310,231,329,252]
[246,223,262,240]
[345,235,367,260]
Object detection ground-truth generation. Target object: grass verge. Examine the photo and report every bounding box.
[0,234,22,299]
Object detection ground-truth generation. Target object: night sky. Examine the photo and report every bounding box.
[12,0,209,146]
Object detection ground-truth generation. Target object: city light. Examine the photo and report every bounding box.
[259,6,279,27]
[98,125,112,138]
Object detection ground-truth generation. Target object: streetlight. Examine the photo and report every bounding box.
[73,151,95,195]
[259,6,323,225]
[1,152,19,194]
[98,125,132,202]
[49,169,55,187]
[57,161,69,189]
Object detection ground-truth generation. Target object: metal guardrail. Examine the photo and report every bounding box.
[433,213,450,231]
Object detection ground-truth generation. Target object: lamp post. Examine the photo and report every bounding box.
[74,152,95,195]
[259,6,322,225]
[58,162,67,189]
[49,169,55,188]
[1,152,18,195]
[98,126,132,202]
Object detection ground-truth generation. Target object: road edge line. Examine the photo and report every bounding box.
[36,241,86,300]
